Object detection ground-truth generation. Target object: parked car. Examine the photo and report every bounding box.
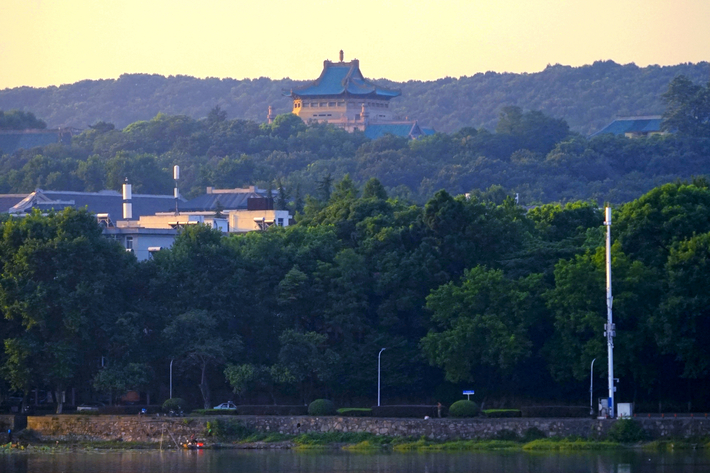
[77,402,105,412]
[213,401,237,410]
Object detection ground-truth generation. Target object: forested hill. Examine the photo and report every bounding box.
[1,61,708,134]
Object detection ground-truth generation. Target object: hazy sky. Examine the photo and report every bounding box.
[1,0,709,89]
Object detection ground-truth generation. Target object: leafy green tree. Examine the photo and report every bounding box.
[105,152,173,193]
[615,181,710,269]
[92,363,153,405]
[656,232,710,379]
[662,75,710,136]
[0,209,136,412]
[163,310,242,409]
[421,267,542,388]
[277,330,339,402]
[543,245,661,395]
[362,178,388,200]
[0,109,47,130]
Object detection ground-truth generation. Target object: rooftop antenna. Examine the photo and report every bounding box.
[173,165,180,215]
[122,178,132,220]
[603,206,616,418]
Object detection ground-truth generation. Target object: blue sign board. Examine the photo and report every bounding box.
[463,390,475,395]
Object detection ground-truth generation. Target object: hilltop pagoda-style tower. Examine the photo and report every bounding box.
[287,52,416,134]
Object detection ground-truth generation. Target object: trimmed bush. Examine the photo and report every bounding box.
[162,398,187,412]
[449,400,479,418]
[520,406,589,418]
[607,419,648,442]
[483,409,522,418]
[308,399,336,416]
[371,405,446,418]
[337,408,372,417]
[236,405,308,416]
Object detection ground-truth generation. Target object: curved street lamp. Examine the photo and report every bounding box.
[378,348,386,407]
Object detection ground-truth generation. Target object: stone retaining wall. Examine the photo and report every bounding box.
[24,415,710,443]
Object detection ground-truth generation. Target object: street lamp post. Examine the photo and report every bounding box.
[378,348,386,407]
[590,358,596,416]
[170,359,174,399]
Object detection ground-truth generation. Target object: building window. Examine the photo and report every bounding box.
[277,218,284,227]
[125,236,133,250]
[319,102,326,107]
[328,102,336,106]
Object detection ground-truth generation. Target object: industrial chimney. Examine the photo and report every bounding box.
[122,178,132,220]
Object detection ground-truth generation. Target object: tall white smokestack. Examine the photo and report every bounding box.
[173,165,180,215]
[122,179,132,220]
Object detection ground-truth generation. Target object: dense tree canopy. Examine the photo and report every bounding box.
[1,180,710,412]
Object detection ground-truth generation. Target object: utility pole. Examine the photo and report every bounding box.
[604,207,616,418]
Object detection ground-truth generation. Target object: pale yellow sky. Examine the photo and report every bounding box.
[1,0,709,89]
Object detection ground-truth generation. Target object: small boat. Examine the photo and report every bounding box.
[183,440,206,449]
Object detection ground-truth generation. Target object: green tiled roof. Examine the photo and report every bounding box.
[591,116,663,137]
[290,60,400,99]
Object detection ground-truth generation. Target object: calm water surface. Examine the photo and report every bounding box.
[3,449,710,473]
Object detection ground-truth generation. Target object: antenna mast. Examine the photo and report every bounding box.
[604,206,616,418]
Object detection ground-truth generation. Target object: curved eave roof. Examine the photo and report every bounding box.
[289,60,401,99]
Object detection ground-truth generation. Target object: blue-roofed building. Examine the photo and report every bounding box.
[285,52,432,139]
[590,116,666,138]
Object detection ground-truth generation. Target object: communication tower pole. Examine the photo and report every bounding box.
[604,206,616,418]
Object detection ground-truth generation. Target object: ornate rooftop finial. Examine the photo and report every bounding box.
[339,50,344,62]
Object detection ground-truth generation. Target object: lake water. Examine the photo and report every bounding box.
[3,449,710,473]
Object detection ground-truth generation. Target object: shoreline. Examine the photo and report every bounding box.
[3,436,706,454]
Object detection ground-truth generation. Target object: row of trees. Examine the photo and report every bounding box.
[1,75,710,206]
[2,178,710,411]
[1,60,708,134]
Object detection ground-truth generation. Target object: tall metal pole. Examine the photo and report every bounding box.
[378,348,386,407]
[604,207,615,418]
[170,359,174,399]
[590,358,596,415]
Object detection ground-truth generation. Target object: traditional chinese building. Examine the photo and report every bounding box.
[285,51,433,139]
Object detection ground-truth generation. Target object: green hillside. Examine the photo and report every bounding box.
[1,61,708,134]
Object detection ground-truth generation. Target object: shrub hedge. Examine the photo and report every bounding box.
[336,408,372,417]
[308,399,336,416]
[371,405,446,418]
[236,405,308,416]
[449,400,479,418]
[162,398,188,412]
[520,406,590,418]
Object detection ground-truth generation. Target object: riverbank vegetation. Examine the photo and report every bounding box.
[1,76,710,413]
